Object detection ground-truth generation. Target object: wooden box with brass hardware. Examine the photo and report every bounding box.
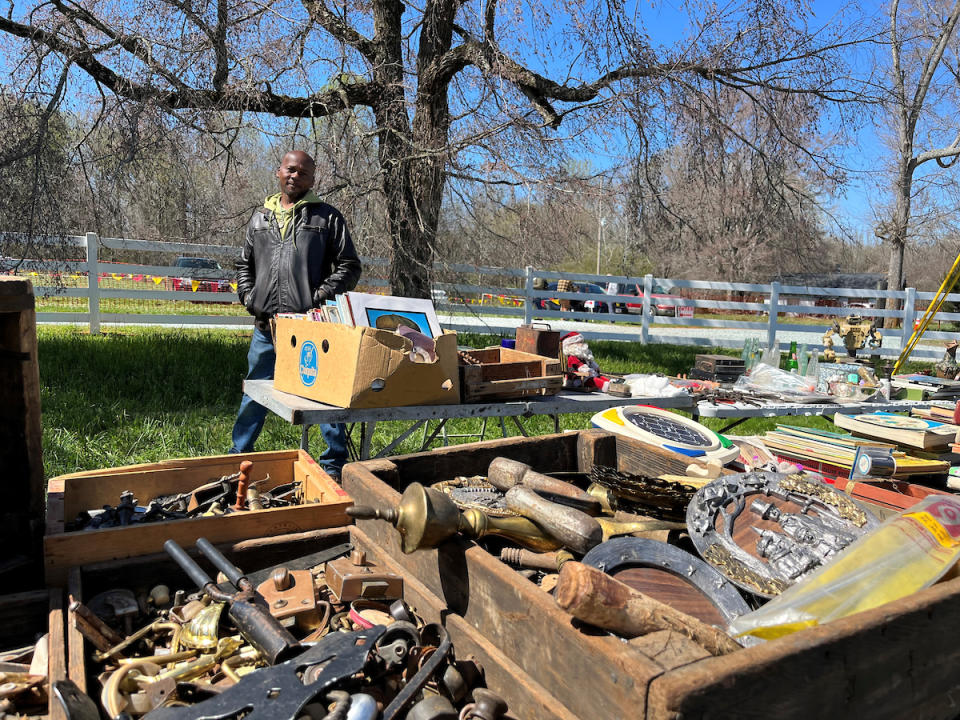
[67,526,576,720]
[458,347,563,402]
[343,429,960,719]
[44,449,351,586]
[325,549,404,602]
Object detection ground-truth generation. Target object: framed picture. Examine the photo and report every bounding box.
[344,291,442,338]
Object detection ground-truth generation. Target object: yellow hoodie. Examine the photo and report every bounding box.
[264,190,322,240]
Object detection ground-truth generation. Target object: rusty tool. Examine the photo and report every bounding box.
[164,538,301,665]
[233,460,254,511]
[554,561,742,656]
[487,457,598,507]
[504,486,602,554]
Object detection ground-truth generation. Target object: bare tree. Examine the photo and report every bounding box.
[879,0,960,323]
[0,0,865,296]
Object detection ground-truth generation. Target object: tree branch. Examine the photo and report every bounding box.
[302,0,377,62]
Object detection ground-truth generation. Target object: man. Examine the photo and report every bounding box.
[231,150,361,478]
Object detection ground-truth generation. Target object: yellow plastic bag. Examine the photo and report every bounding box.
[730,495,960,640]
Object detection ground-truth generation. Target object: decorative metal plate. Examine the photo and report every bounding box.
[431,477,516,517]
[592,406,740,463]
[622,407,715,448]
[582,537,751,624]
[687,471,879,598]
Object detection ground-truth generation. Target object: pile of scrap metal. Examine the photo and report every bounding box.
[68,539,507,720]
[352,457,888,655]
[68,461,296,530]
[0,638,50,716]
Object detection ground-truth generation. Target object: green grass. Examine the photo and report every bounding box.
[38,326,937,479]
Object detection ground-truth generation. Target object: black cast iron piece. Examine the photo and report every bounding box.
[143,626,386,720]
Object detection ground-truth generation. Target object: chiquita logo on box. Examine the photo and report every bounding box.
[299,340,318,386]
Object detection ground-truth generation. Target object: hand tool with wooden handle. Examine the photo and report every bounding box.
[554,561,741,656]
[488,457,598,506]
[505,486,602,554]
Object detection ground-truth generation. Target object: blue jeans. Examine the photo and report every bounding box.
[230,327,348,476]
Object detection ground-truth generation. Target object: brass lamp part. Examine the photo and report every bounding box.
[348,482,561,553]
[460,509,562,553]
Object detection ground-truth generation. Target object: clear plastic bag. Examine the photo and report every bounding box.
[735,362,817,394]
[729,495,960,640]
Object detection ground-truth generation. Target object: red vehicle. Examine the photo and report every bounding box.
[606,282,693,317]
[170,257,232,294]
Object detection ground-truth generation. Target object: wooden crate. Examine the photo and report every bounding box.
[44,449,351,586]
[67,527,574,720]
[343,429,960,719]
[459,346,563,401]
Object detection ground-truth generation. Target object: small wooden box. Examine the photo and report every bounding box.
[44,449,352,586]
[515,323,561,360]
[459,346,563,401]
[344,430,960,719]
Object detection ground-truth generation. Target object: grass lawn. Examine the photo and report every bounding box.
[38,325,936,479]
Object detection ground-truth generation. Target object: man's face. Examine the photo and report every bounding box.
[276,152,316,197]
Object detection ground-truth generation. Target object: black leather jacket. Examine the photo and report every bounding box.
[236,199,362,320]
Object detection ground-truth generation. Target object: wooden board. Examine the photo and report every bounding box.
[615,435,735,478]
[44,449,352,586]
[647,574,960,719]
[48,589,67,720]
[0,277,44,578]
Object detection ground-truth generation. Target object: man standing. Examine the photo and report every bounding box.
[231,150,361,478]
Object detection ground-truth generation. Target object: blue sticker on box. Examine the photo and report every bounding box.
[299,340,318,387]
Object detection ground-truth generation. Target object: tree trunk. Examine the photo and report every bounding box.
[883,163,913,328]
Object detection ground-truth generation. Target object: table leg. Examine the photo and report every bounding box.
[419,420,448,452]
[499,416,508,438]
[552,414,560,433]
[360,421,377,460]
[300,424,311,451]
[510,416,530,437]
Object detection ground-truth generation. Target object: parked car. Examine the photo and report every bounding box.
[534,282,610,313]
[170,257,231,294]
[607,282,692,317]
[579,283,614,314]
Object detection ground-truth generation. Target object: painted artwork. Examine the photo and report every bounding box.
[344,292,442,338]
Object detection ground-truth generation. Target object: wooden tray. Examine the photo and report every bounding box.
[343,429,960,719]
[44,449,351,586]
[67,527,574,720]
[459,346,563,401]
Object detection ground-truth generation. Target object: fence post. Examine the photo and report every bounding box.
[901,287,917,348]
[641,274,652,344]
[523,265,533,325]
[767,281,780,349]
[86,232,101,335]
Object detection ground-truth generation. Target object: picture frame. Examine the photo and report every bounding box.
[344,291,442,338]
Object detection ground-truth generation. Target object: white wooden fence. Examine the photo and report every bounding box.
[10,232,959,361]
